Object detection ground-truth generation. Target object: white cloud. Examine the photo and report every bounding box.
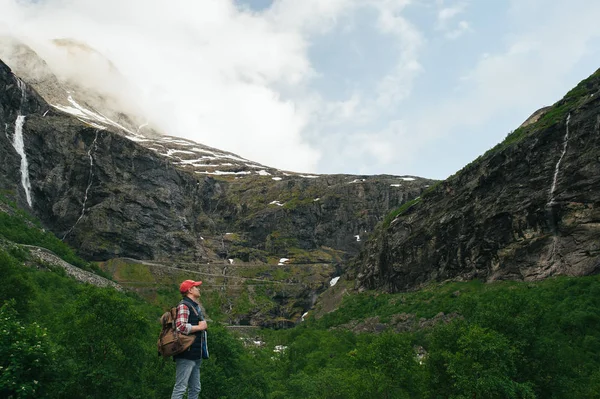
[2,0,599,180]
[0,0,324,172]
[445,20,470,39]
[266,0,353,34]
[371,4,424,107]
[400,0,600,177]
[434,0,470,39]
[437,4,466,27]
[2,0,425,174]
[317,119,415,174]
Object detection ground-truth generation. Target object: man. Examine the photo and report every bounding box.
[171,280,208,399]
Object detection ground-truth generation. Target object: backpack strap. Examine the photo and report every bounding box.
[178,300,204,320]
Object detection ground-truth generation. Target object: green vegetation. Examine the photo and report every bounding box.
[282,276,600,398]
[379,182,442,230]
[3,191,600,398]
[0,300,55,398]
[265,231,299,253]
[0,196,107,277]
[3,236,600,398]
[382,197,421,228]
[0,247,267,398]
[284,246,342,264]
[229,245,269,263]
[282,197,314,210]
[114,261,156,282]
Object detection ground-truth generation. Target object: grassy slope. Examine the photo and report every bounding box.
[2,191,599,398]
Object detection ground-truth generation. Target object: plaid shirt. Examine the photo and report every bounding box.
[175,301,199,335]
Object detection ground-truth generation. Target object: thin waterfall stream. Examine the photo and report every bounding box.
[547,113,571,206]
[544,113,571,265]
[63,130,100,240]
[11,78,33,207]
[12,115,33,207]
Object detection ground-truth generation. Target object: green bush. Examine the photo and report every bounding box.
[427,321,535,398]
[0,212,88,269]
[0,301,56,399]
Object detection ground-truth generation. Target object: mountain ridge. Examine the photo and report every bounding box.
[352,67,600,293]
[3,35,599,325]
[0,49,435,326]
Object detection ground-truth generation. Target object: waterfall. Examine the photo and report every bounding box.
[543,113,571,267]
[9,78,34,207]
[12,115,33,207]
[547,113,571,206]
[63,130,100,239]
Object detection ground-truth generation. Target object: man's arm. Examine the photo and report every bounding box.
[190,321,207,333]
[175,303,207,334]
[174,303,192,334]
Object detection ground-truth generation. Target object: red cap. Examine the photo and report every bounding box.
[179,280,202,294]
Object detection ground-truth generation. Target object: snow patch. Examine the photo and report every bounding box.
[53,96,137,136]
[167,149,196,155]
[195,170,252,175]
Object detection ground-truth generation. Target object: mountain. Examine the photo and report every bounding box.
[0,38,435,326]
[352,69,600,293]
[5,36,599,326]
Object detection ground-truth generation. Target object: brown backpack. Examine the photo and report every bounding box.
[157,302,198,358]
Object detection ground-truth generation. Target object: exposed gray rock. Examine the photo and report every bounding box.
[334,311,461,334]
[353,68,600,292]
[27,245,122,290]
[0,55,435,265]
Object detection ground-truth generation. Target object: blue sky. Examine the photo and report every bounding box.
[2,0,600,179]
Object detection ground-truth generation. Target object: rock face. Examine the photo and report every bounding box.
[0,51,437,327]
[0,57,434,265]
[354,69,600,292]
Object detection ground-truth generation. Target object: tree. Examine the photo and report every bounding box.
[353,332,426,398]
[0,301,55,398]
[427,321,535,399]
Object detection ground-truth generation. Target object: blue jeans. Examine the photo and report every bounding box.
[171,358,202,399]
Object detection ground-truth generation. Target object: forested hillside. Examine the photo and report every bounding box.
[2,196,600,398]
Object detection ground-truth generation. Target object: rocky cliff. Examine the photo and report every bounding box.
[353,69,600,292]
[0,46,435,325]
[0,56,434,263]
